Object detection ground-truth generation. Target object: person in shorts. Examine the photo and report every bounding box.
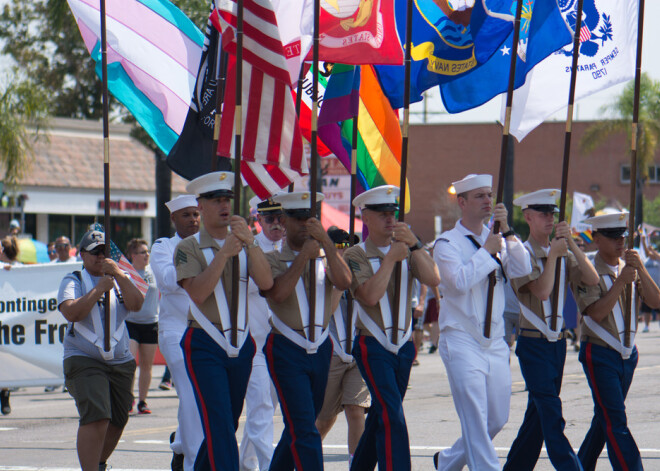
[124,238,159,414]
[58,229,144,471]
[315,227,370,466]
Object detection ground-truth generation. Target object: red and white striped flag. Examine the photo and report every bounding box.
[213,0,307,177]
[241,161,303,199]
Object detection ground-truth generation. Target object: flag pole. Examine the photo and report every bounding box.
[390,0,414,344]
[100,0,112,353]
[229,0,245,348]
[551,0,584,330]
[484,0,524,339]
[346,103,359,354]
[625,0,645,348]
[308,0,321,343]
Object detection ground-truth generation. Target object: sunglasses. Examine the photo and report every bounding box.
[262,214,284,224]
[55,243,70,248]
[86,246,106,256]
[48,249,57,255]
[335,242,350,249]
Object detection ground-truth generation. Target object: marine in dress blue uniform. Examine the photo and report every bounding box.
[504,189,599,471]
[343,185,441,471]
[175,172,274,471]
[574,212,660,471]
[261,191,353,471]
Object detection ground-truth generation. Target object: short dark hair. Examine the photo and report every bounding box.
[125,238,149,261]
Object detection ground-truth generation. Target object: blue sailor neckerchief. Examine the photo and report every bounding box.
[188,232,249,357]
[355,242,411,354]
[74,269,125,361]
[271,253,329,353]
[465,234,507,283]
[583,266,637,359]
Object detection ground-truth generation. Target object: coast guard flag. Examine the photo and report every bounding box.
[375,0,515,109]
[506,0,638,141]
[440,0,573,113]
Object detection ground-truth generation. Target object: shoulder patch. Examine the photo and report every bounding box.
[175,249,188,266]
[348,259,361,272]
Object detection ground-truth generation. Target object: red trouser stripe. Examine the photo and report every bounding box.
[359,336,393,471]
[585,342,629,471]
[183,329,217,471]
[265,334,304,470]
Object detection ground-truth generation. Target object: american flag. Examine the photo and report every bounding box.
[213,0,307,177]
[92,224,149,296]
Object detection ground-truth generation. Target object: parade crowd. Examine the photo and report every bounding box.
[5,172,656,471]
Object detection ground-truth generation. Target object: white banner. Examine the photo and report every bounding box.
[0,262,81,388]
[571,191,595,233]
[505,0,638,141]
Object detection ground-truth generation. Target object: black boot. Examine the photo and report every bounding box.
[0,389,10,415]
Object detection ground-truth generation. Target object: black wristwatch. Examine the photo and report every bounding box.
[502,229,516,238]
[410,241,423,252]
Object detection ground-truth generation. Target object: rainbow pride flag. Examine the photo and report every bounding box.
[319,64,410,212]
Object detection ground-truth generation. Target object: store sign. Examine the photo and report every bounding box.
[98,200,148,211]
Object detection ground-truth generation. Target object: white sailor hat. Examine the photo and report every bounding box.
[272,191,324,218]
[186,171,234,199]
[513,189,561,213]
[584,211,629,239]
[165,195,199,213]
[249,195,283,214]
[352,185,399,211]
[452,174,492,195]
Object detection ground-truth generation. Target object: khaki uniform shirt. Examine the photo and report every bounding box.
[174,226,243,331]
[575,253,638,340]
[512,238,581,330]
[343,239,422,335]
[264,242,334,337]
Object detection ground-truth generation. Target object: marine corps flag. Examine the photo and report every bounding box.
[301,0,404,65]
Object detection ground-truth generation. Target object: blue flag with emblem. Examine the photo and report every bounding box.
[440,0,573,113]
[374,0,516,109]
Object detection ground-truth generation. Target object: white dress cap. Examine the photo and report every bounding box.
[513,189,561,212]
[352,185,400,211]
[584,211,629,231]
[186,171,235,198]
[273,191,325,213]
[452,174,493,194]
[165,195,199,213]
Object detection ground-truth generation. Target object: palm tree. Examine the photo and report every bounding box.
[0,71,50,192]
[580,73,660,227]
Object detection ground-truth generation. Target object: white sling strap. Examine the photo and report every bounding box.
[355,243,411,354]
[271,257,329,353]
[583,274,636,359]
[188,233,249,357]
[74,270,124,361]
[329,299,356,363]
[519,242,565,342]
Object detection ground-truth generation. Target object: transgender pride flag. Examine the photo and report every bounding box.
[67,0,204,154]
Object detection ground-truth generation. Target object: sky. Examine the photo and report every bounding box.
[1,1,657,126]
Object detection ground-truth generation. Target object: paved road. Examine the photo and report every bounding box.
[2,326,660,470]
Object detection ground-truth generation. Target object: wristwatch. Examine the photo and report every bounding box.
[410,241,423,252]
[502,229,516,238]
[247,239,259,249]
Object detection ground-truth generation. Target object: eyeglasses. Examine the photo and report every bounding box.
[86,246,106,256]
[55,243,70,248]
[48,250,57,255]
[335,242,350,249]
[262,214,284,224]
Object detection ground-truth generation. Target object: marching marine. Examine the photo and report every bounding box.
[575,212,660,471]
[504,189,598,471]
[261,191,352,471]
[343,185,440,471]
[175,171,273,471]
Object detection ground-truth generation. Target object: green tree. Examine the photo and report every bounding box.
[580,73,660,227]
[0,72,50,190]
